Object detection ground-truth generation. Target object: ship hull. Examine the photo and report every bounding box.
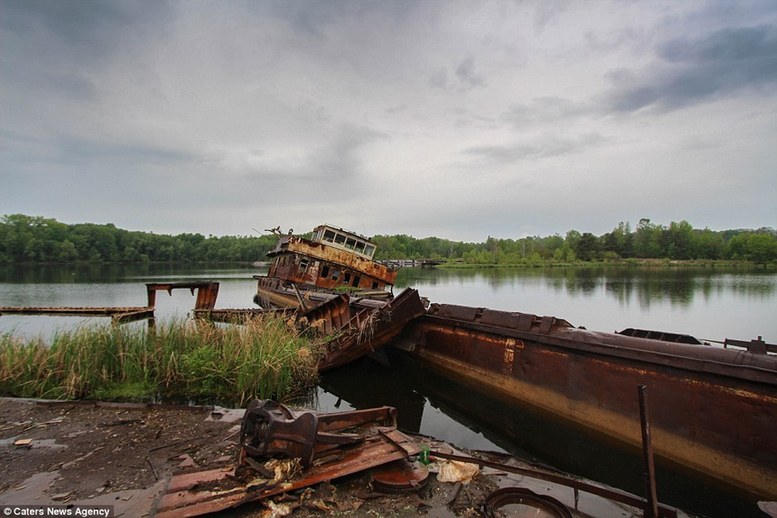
[393,303,777,500]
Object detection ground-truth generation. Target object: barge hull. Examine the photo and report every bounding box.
[394,303,777,500]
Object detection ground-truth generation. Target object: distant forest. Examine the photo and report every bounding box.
[1,214,775,265]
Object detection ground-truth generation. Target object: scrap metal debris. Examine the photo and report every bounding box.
[154,400,420,517]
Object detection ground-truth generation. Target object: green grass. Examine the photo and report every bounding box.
[0,315,323,406]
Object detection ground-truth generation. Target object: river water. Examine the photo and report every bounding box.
[1,264,775,517]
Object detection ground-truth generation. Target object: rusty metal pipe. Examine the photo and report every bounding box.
[639,385,659,518]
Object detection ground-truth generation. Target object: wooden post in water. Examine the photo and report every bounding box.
[638,385,659,518]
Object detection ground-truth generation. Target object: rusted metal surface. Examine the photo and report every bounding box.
[431,450,679,518]
[253,275,392,310]
[397,303,777,500]
[240,400,322,468]
[639,385,659,518]
[482,487,573,518]
[371,459,429,493]
[0,305,152,322]
[266,235,397,290]
[155,403,418,517]
[724,335,777,354]
[239,399,372,469]
[256,225,399,310]
[313,288,426,372]
[618,328,703,344]
[145,281,220,310]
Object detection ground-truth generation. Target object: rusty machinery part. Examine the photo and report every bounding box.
[482,487,573,518]
[371,459,429,493]
[240,399,319,469]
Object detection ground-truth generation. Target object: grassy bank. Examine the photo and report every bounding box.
[0,315,323,405]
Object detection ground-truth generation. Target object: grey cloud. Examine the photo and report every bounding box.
[603,25,777,112]
[1,0,172,62]
[430,57,487,91]
[500,97,589,130]
[455,57,486,90]
[311,124,387,182]
[1,0,173,107]
[533,0,572,33]
[464,133,606,165]
[203,123,387,204]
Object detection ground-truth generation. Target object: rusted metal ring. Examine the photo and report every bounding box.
[482,487,573,518]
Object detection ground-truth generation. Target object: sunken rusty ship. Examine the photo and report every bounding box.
[251,224,777,501]
[393,304,777,501]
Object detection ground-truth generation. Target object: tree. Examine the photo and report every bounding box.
[664,220,695,259]
[693,229,722,259]
[746,233,777,264]
[575,233,600,261]
[634,218,663,258]
[57,240,79,262]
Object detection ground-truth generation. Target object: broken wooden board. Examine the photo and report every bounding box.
[155,428,420,517]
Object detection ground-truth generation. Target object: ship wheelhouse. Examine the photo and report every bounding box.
[312,225,377,260]
[264,224,397,294]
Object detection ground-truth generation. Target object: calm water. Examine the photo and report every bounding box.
[1,264,775,517]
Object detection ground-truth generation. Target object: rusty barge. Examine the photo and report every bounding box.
[393,303,777,501]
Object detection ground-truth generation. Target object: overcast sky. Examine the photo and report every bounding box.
[1,1,775,242]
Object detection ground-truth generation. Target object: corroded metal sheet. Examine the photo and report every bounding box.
[400,303,777,500]
[267,236,397,289]
[155,405,418,518]
[315,288,426,372]
[146,281,220,310]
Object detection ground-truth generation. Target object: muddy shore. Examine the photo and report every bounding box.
[0,397,662,517]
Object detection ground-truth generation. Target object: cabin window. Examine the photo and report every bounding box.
[323,230,336,242]
[331,269,340,281]
[299,258,309,272]
[334,233,346,245]
[372,281,379,289]
[345,238,357,250]
[352,275,361,287]
[364,245,375,258]
[321,265,330,278]
[355,242,366,254]
[344,273,351,283]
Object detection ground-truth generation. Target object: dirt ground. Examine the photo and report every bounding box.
[0,397,651,517]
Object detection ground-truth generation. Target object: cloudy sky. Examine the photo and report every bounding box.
[1,1,775,241]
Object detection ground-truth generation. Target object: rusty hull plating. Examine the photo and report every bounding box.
[255,225,399,310]
[266,228,396,289]
[155,402,418,517]
[267,234,397,290]
[395,303,777,500]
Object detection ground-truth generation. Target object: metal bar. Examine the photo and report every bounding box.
[428,450,678,518]
[639,385,659,518]
[724,336,776,354]
[292,283,309,312]
[0,306,149,316]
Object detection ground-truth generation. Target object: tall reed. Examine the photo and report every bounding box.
[0,315,322,405]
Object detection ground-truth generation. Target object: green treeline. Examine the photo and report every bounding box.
[0,214,278,264]
[1,214,776,265]
[371,218,777,265]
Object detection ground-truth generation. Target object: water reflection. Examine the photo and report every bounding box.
[396,266,777,343]
[398,266,775,308]
[0,263,259,284]
[315,354,762,518]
